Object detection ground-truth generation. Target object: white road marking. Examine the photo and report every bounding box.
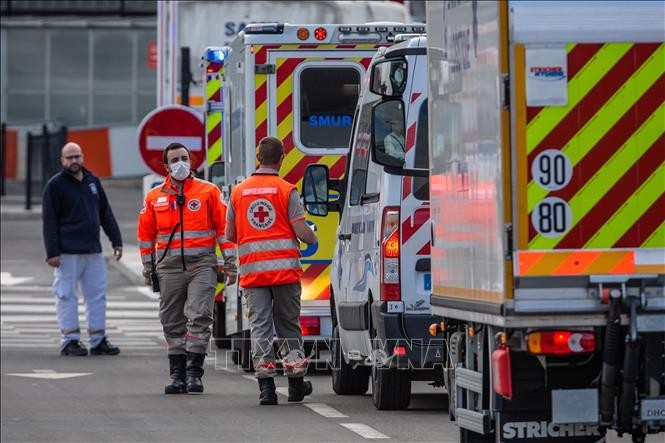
[0,272,34,286]
[304,403,348,418]
[7,372,91,380]
[340,423,390,439]
[135,287,160,300]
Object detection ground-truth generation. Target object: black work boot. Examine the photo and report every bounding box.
[258,378,278,405]
[287,377,313,402]
[186,352,205,394]
[60,340,88,356]
[165,354,187,394]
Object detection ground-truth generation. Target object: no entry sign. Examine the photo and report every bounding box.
[137,105,205,175]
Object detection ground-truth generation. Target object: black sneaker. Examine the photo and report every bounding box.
[90,337,120,356]
[61,340,88,356]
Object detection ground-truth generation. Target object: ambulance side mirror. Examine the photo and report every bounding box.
[370,59,408,97]
[302,164,332,217]
[209,161,225,190]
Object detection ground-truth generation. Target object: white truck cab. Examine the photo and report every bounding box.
[303,36,445,410]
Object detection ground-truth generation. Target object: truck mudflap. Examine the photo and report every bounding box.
[496,412,604,443]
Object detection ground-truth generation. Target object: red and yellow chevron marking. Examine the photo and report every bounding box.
[515,43,665,253]
[517,250,635,277]
[253,44,375,300]
[205,60,224,165]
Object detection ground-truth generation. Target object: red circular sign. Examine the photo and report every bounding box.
[137,105,205,175]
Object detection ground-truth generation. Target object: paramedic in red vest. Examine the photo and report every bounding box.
[138,142,234,395]
[226,136,317,405]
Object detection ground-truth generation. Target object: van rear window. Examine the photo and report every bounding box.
[299,67,360,149]
[414,99,429,200]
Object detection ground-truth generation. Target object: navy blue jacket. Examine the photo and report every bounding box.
[42,167,123,259]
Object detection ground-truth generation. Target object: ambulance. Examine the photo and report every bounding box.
[302,35,446,410]
[426,1,664,442]
[203,22,425,369]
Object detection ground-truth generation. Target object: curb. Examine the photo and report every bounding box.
[1,207,43,220]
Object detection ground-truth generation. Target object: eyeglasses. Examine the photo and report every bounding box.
[63,155,82,160]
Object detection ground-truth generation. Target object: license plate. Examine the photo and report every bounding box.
[424,273,431,291]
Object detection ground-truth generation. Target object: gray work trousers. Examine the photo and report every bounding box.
[158,266,216,355]
[244,281,307,378]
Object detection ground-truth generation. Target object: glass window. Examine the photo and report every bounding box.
[93,92,133,125]
[137,29,157,91]
[138,93,156,121]
[51,30,89,91]
[6,91,45,123]
[50,92,88,126]
[348,102,373,206]
[299,67,360,149]
[7,29,46,91]
[414,99,430,200]
[372,99,405,166]
[94,31,132,91]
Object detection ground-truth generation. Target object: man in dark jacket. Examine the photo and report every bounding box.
[42,142,123,356]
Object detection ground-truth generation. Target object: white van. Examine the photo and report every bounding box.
[302,36,445,410]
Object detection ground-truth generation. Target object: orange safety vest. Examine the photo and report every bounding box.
[219,200,236,260]
[231,173,303,288]
[137,175,229,266]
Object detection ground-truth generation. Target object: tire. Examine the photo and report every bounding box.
[239,329,254,373]
[213,301,231,349]
[371,364,411,410]
[331,326,370,395]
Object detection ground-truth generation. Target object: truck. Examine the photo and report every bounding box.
[204,22,425,369]
[157,0,412,109]
[426,1,664,442]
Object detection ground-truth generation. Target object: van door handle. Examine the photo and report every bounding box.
[338,233,352,241]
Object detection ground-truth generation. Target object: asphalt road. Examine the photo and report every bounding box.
[0,179,652,443]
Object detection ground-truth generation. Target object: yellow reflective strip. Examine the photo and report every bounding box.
[643,221,665,248]
[529,104,665,249]
[527,47,665,211]
[277,110,294,139]
[206,78,220,100]
[207,138,222,165]
[276,72,294,104]
[301,265,330,301]
[281,142,304,175]
[526,43,631,153]
[585,165,664,248]
[206,111,221,130]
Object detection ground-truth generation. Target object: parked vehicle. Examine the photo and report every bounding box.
[302,35,446,410]
[426,1,664,441]
[205,23,425,369]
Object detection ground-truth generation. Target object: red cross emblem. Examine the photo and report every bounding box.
[247,199,275,230]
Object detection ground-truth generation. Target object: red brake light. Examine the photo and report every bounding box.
[527,331,595,355]
[380,207,400,301]
[300,316,320,336]
[393,345,406,356]
[314,27,327,41]
[492,345,513,399]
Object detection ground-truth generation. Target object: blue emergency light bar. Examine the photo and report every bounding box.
[205,48,226,63]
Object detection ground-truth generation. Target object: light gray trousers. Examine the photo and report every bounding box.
[244,281,307,378]
[158,266,216,355]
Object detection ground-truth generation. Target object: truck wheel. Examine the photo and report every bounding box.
[213,301,231,349]
[240,329,254,372]
[371,363,411,410]
[331,326,370,395]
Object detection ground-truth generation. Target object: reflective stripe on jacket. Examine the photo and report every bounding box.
[137,175,228,266]
[231,173,302,288]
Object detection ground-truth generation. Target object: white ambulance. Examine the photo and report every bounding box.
[206,23,425,370]
[302,36,445,410]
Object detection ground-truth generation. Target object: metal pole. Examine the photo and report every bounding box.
[25,131,32,211]
[42,124,49,191]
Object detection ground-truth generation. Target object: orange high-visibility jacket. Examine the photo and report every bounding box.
[219,200,236,260]
[230,173,303,288]
[138,175,231,266]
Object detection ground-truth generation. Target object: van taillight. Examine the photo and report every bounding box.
[526,331,595,355]
[380,207,400,301]
[300,316,320,336]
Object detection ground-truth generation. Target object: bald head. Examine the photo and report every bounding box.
[61,142,84,175]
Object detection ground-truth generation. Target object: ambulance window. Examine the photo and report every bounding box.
[299,67,360,149]
[413,99,430,200]
[349,102,373,206]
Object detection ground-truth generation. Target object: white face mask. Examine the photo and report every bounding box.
[169,161,190,181]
